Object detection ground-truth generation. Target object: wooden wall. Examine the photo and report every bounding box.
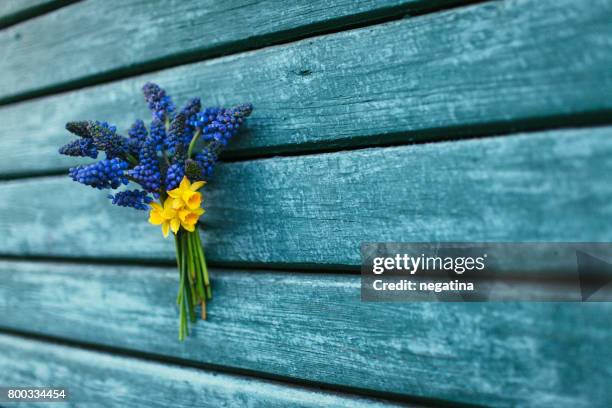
[0,0,610,406]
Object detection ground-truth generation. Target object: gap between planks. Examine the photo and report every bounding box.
[0,115,611,183]
[0,328,470,408]
[0,0,487,107]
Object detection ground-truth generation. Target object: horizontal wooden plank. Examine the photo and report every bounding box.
[0,261,609,407]
[1,0,611,176]
[0,127,611,266]
[0,333,410,408]
[0,0,67,28]
[0,0,465,102]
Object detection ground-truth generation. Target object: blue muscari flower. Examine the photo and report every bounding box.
[193,146,219,179]
[192,104,253,146]
[166,98,203,154]
[165,162,184,190]
[149,119,166,150]
[66,121,92,138]
[127,139,161,193]
[108,189,152,211]
[182,98,201,119]
[88,121,129,159]
[69,158,129,189]
[166,113,187,155]
[128,119,148,154]
[179,98,201,145]
[189,107,221,129]
[142,82,175,121]
[62,84,252,213]
[59,138,98,158]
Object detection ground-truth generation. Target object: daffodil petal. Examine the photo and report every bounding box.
[150,202,162,212]
[190,181,206,191]
[162,208,176,219]
[179,176,191,190]
[149,211,164,225]
[167,189,181,199]
[161,222,170,238]
[170,218,180,233]
[191,207,205,216]
[181,222,196,232]
[172,198,184,210]
[162,198,177,218]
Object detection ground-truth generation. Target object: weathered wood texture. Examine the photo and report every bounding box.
[0,334,412,408]
[0,127,611,266]
[1,0,611,176]
[0,0,68,28]
[0,261,609,407]
[0,0,468,102]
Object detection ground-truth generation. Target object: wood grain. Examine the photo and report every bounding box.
[0,127,611,266]
[0,333,412,408]
[0,0,466,101]
[0,261,609,407]
[0,0,610,176]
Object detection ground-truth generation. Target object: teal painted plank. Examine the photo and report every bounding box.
[0,0,466,102]
[0,0,70,29]
[0,261,609,407]
[0,334,411,408]
[0,127,611,266]
[0,0,611,176]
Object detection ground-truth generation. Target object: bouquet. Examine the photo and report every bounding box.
[59,83,252,340]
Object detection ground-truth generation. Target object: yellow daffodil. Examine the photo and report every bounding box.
[168,176,205,210]
[149,199,180,237]
[178,207,205,232]
[149,176,206,237]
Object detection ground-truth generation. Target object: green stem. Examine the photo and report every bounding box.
[125,153,138,165]
[190,232,206,302]
[186,232,196,281]
[176,227,212,337]
[181,286,188,340]
[187,129,201,158]
[194,230,212,299]
[180,232,190,340]
[174,234,182,304]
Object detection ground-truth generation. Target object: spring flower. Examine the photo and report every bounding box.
[165,162,185,191]
[148,177,205,237]
[193,104,253,146]
[148,199,180,238]
[128,119,148,154]
[69,158,128,189]
[149,119,166,150]
[127,139,161,193]
[59,138,98,158]
[166,112,187,155]
[177,207,205,232]
[179,98,202,145]
[88,121,129,159]
[65,121,91,138]
[168,176,205,210]
[192,146,219,180]
[143,82,175,121]
[108,190,152,210]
